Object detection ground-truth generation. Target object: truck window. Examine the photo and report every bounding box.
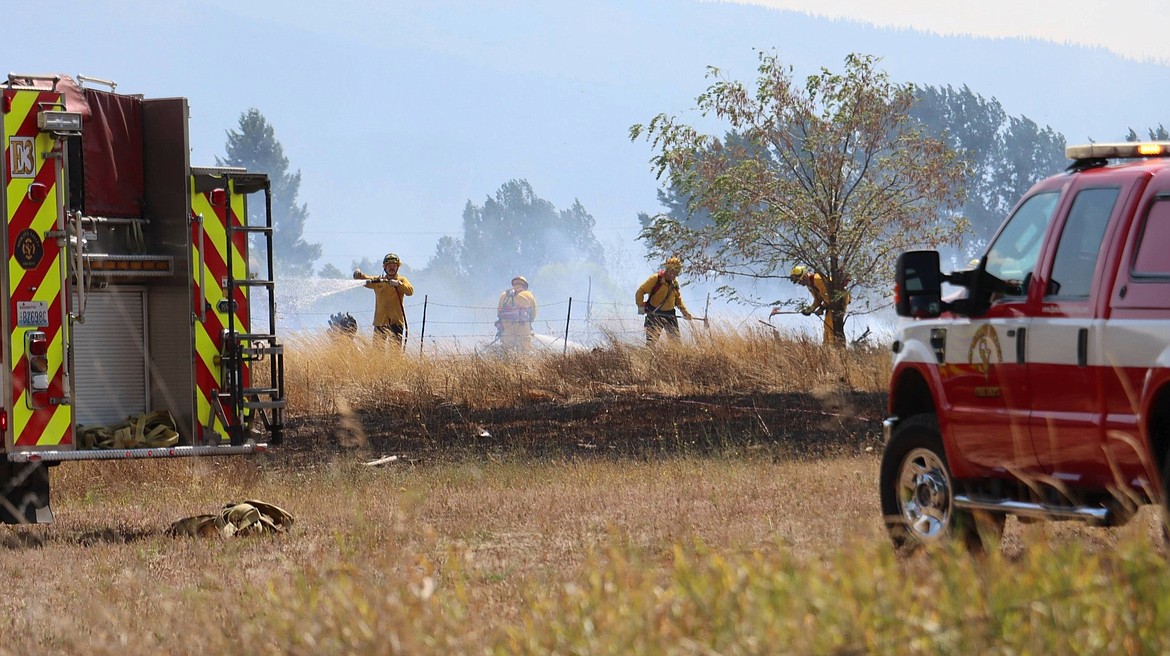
[985,191,1060,295]
[1133,197,1170,277]
[1047,187,1120,297]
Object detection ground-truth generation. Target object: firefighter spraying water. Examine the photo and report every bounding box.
[354,253,414,348]
[496,276,537,351]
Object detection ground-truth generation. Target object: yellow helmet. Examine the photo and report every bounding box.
[789,265,807,279]
[511,276,529,288]
[664,256,683,273]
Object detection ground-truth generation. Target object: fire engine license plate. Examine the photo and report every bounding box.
[16,301,48,328]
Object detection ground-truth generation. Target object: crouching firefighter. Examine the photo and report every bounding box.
[636,256,693,343]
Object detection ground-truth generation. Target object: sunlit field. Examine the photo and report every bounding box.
[1,331,1166,654]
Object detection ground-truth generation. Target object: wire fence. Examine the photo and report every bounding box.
[267,275,893,355]
[274,292,760,355]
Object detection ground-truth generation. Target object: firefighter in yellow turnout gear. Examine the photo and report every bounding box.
[354,253,415,347]
[497,276,537,351]
[776,265,849,345]
[636,257,693,342]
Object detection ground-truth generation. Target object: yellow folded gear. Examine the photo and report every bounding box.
[142,412,179,447]
[78,426,99,449]
[113,425,133,448]
[243,499,294,531]
[79,411,180,450]
[169,500,294,538]
[86,427,114,449]
[220,503,262,537]
[166,514,220,538]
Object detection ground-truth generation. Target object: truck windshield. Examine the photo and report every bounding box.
[984,191,1061,295]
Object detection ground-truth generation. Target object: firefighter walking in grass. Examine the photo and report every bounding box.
[636,256,693,342]
[497,276,537,351]
[354,253,414,347]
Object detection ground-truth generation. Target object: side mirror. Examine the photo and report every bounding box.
[895,250,944,318]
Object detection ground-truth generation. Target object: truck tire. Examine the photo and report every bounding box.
[879,414,1002,554]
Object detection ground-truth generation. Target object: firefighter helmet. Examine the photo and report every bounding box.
[512,276,529,288]
[383,253,401,265]
[664,256,683,273]
[789,265,807,281]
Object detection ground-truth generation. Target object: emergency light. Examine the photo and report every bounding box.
[25,331,50,395]
[37,110,82,134]
[1065,142,1170,160]
[86,254,174,277]
[26,182,48,203]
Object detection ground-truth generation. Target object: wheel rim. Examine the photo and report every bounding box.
[897,447,953,542]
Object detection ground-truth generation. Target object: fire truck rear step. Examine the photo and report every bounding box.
[7,444,269,463]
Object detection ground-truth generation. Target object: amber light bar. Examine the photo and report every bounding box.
[1066,142,1170,160]
[85,255,174,276]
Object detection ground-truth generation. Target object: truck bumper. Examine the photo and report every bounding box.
[882,416,898,444]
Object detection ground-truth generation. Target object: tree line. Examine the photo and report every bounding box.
[221,52,1163,340]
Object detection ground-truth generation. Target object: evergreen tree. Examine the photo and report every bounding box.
[425,179,605,296]
[910,85,1065,256]
[318,263,346,279]
[1126,124,1170,141]
[219,109,321,277]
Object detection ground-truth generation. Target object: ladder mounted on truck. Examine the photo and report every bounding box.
[194,167,285,447]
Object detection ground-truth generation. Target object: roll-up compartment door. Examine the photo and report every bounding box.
[72,288,149,427]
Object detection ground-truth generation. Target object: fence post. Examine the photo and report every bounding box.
[418,294,428,356]
[564,297,572,357]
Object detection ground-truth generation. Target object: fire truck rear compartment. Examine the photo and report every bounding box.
[0,75,285,523]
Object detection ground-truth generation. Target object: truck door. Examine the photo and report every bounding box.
[1101,170,1170,492]
[3,87,74,451]
[1027,183,1127,484]
[944,190,1061,476]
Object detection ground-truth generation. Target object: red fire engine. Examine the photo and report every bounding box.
[1,74,284,523]
[883,141,1170,551]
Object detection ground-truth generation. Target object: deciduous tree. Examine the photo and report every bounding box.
[631,52,969,344]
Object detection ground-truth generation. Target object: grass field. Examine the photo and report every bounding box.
[1,332,1167,654]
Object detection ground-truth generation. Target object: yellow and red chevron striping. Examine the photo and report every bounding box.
[190,182,250,440]
[4,88,71,448]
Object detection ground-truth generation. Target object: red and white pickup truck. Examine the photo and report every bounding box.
[881,141,1170,551]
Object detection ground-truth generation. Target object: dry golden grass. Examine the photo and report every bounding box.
[283,328,891,415]
[0,453,884,653]
[0,331,1165,654]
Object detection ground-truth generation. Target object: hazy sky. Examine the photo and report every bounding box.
[6,1,1168,292]
[726,0,1170,63]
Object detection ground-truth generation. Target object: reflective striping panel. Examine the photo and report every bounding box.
[5,88,72,449]
[190,178,250,442]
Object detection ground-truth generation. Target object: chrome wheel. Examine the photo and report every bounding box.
[897,447,954,543]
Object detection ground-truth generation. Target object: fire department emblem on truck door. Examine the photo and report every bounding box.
[14,229,43,270]
[967,324,1002,377]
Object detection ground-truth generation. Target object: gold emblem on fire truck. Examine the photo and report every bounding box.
[967,324,1002,377]
[14,229,43,270]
